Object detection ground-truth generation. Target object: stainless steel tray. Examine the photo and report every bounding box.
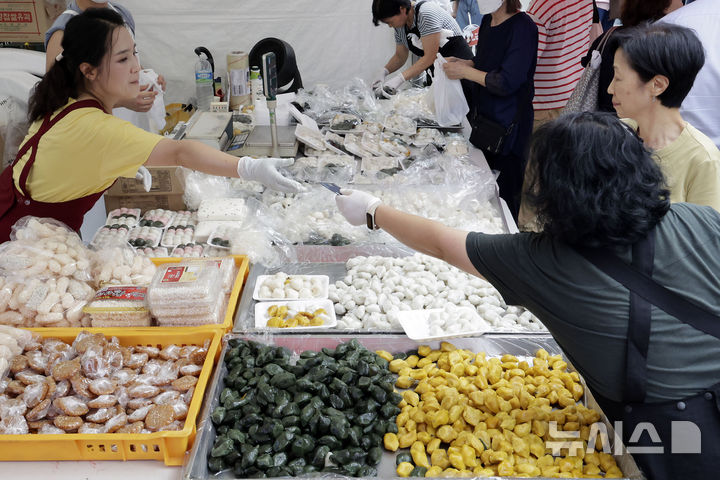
[183,334,642,480]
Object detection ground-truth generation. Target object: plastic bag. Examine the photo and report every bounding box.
[180,169,232,210]
[432,54,469,126]
[89,246,157,288]
[229,198,296,268]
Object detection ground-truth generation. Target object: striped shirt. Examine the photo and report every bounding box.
[393,1,463,49]
[528,0,594,110]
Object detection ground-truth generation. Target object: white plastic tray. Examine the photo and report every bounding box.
[382,114,417,136]
[397,307,492,341]
[254,299,337,330]
[105,208,141,227]
[127,226,163,248]
[343,134,374,158]
[253,274,329,301]
[295,124,327,151]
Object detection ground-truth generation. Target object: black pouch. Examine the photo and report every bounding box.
[469,114,514,155]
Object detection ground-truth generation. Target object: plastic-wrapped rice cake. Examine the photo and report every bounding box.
[82,285,151,327]
[155,293,228,326]
[147,261,222,311]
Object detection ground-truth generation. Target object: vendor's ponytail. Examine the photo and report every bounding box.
[28,8,125,122]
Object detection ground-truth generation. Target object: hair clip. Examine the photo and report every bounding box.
[56,52,64,62]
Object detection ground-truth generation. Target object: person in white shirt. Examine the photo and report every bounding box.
[661,0,720,148]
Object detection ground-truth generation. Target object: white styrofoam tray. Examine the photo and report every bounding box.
[254,299,337,330]
[397,307,492,342]
[253,274,329,301]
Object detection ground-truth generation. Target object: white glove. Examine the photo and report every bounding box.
[236,156,305,193]
[372,67,389,89]
[335,189,382,226]
[384,72,406,92]
[135,166,152,192]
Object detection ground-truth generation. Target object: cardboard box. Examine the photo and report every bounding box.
[104,166,187,215]
[104,193,187,215]
[105,166,185,196]
[0,1,64,43]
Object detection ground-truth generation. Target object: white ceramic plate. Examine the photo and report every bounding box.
[397,307,492,341]
[253,274,330,301]
[255,299,337,330]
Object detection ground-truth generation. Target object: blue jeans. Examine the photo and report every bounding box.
[456,0,482,30]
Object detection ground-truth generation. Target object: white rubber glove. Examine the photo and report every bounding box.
[372,67,389,89]
[384,72,406,92]
[335,189,382,226]
[236,156,305,193]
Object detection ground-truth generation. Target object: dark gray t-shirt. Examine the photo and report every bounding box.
[466,203,720,403]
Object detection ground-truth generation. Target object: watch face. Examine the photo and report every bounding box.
[366,212,374,230]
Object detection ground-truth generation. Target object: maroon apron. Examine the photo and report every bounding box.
[0,99,111,242]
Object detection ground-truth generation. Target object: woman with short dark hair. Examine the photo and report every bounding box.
[370,0,473,94]
[335,111,720,480]
[609,23,720,211]
[583,0,683,113]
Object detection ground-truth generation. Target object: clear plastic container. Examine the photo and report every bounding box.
[295,124,327,151]
[139,209,176,228]
[168,211,198,227]
[155,293,227,326]
[82,285,152,327]
[91,224,130,248]
[161,225,196,247]
[383,113,417,136]
[128,226,163,248]
[360,156,400,172]
[379,133,411,158]
[147,261,222,309]
[360,131,384,156]
[343,134,374,158]
[329,113,361,133]
[105,208,141,227]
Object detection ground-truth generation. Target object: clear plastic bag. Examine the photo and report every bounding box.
[89,245,157,288]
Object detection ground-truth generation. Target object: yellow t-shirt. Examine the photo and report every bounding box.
[13,99,163,202]
[623,119,720,212]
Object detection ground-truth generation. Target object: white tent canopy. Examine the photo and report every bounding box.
[124,0,397,104]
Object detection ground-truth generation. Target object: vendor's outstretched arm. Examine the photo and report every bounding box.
[145,138,303,193]
[374,204,483,278]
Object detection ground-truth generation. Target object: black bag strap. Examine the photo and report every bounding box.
[574,235,720,341]
[625,231,654,402]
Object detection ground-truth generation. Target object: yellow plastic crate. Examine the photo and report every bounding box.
[0,328,222,465]
[149,254,249,333]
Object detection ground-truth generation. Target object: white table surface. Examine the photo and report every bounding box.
[1,460,180,479]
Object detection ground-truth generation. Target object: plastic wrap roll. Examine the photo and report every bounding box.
[226,51,250,110]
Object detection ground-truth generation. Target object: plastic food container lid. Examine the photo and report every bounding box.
[397,307,491,341]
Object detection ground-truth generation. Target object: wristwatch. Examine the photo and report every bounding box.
[366,202,381,230]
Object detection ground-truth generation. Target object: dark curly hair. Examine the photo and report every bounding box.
[28,8,124,122]
[526,112,670,247]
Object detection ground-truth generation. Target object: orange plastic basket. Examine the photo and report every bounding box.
[0,328,222,465]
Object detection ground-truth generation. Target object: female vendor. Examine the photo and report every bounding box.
[371,0,473,93]
[336,112,720,479]
[0,9,302,242]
